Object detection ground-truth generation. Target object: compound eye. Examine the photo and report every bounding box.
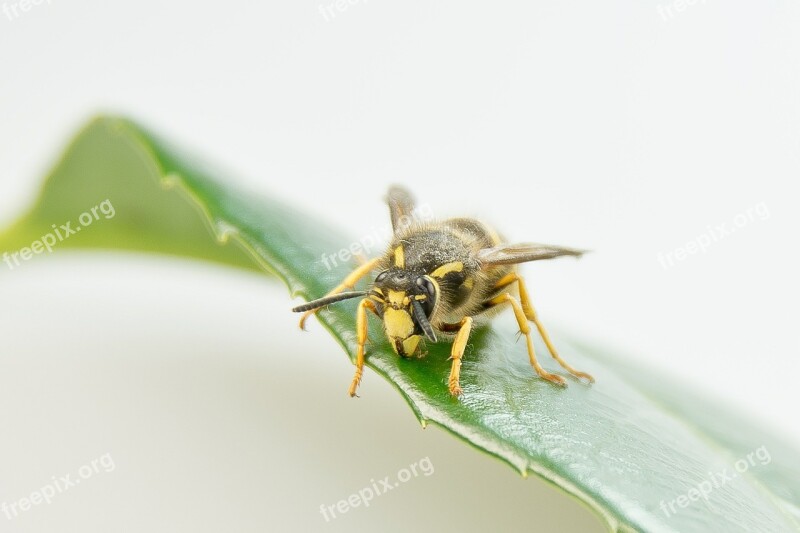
[375,271,388,283]
[415,276,435,296]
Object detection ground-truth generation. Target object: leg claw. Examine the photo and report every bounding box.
[298,310,316,330]
[572,371,595,383]
[541,373,567,387]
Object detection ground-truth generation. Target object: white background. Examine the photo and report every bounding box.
[1,1,798,531]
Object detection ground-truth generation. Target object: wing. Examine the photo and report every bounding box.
[477,242,586,267]
[385,185,417,232]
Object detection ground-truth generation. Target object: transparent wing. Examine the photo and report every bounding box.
[385,185,417,232]
[477,242,586,267]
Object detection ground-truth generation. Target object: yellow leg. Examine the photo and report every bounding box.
[349,299,377,397]
[488,292,567,387]
[353,252,368,266]
[446,317,473,397]
[494,273,594,383]
[299,257,380,330]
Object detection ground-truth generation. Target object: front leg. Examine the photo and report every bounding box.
[442,317,473,397]
[349,298,377,397]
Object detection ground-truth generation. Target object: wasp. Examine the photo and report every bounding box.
[292,186,594,397]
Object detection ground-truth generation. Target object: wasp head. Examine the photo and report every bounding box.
[371,268,438,357]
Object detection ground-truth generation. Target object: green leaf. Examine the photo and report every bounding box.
[2,116,798,532]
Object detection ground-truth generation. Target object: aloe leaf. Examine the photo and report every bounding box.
[2,116,798,532]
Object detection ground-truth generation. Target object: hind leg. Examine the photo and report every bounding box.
[494,273,594,382]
